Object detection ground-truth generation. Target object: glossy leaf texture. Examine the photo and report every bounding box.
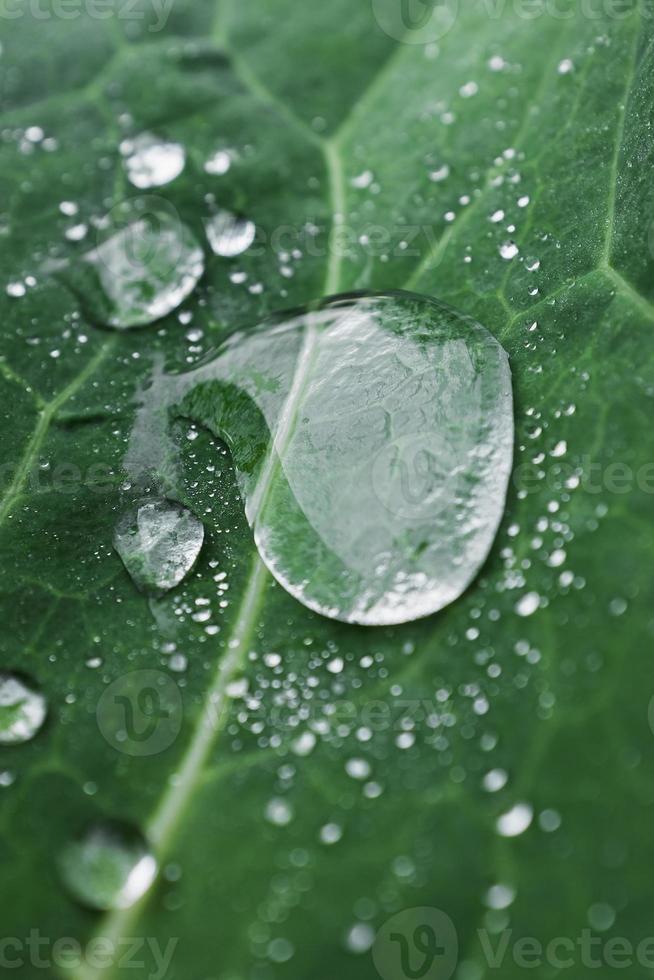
[0,2,653,980]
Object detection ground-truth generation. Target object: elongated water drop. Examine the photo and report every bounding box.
[137,291,513,625]
[65,198,204,329]
[58,821,157,911]
[0,672,47,744]
[113,499,204,595]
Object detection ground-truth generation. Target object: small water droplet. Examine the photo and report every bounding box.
[113,499,204,595]
[205,210,256,258]
[122,133,186,189]
[485,883,516,909]
[515,591,540,617]
[265,797,293,826]
[429,164,450,183]
[58,821,157,911]
[67,198,204,329]
[558,58,574,74]
[459,80,479,98]
[292,731,316,756]
[204,149,233,175]
[496,802,533,837]
[351,170,374,189]
[588,903,615,932]
[482,768,508,792]
[0,673,47,744]
[345,757,371,780]
[320,822,343,844]
[346,923,375,953]
[500,241,519,260]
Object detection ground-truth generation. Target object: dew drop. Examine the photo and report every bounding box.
[346,923,375,954]
[515,591,540,617]
[122,133,185,189]
[58,821,157,911]
[485,883,516,909]
[265,797,293,826]
[496,802,533,837]
[345,757,371,780]
[0,673,47,744]
[113,499,204,596]
[482,768,508,792]
[205,210,256,258]
[429,164,450,183]
[500,241,519,260]
[204,149,232,175]
[320,822,343,844]
[67,198,204,329]
[157,291,514,626]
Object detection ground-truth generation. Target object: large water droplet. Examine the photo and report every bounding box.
[122,133,185,189]
[0,673,47,744]
[58,821,157,911]
[65,198,204,329]
[149,291,513,625]
[113,498,204,595]
[205,209,256,257]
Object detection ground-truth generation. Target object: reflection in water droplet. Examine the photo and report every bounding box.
[205,210,256,257]
[67,198,204,329]
[58,821,157,911]
[113,499,204,595]
[190,293,513,624]
[127,292,513,626]
[0,673,47,744]
[122,133,185,189]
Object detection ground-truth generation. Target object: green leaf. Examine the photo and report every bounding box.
[1,2,653,980]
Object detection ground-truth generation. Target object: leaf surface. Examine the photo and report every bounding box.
[1,2,653,978]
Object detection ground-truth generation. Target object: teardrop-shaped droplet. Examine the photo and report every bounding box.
[205,209,256,257]
[65,197,204,329]
[122,132,185,189]
[113,498,204,595]
[168,291,513,625]
[58,821,157,911]
[0,672,47,744]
